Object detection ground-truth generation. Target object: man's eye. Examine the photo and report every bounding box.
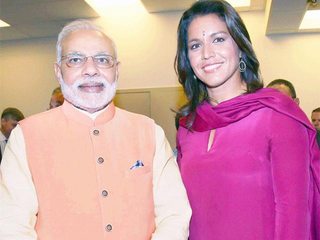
[96,57,109,63]
[68,57,83,64]
[95,56,113,65]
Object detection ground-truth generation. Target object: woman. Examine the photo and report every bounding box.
[175,1,320,239]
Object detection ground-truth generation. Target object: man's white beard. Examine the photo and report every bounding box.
[58,76,117,112]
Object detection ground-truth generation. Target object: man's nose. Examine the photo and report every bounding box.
[82,57,99,77]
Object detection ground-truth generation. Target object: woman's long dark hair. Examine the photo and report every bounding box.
[175,0,263,127]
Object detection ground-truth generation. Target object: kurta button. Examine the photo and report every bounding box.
[97,157,104,164]
[93,129,99,135]
[105,224,112,232]
[102,190,108,197]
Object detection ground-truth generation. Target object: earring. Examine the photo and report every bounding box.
[193,74,197,80]
[239,58,246,72]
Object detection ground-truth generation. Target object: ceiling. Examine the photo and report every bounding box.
[0,0,318,42]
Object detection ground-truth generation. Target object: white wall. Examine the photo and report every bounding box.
[241,11,320,117]
[0,38,57,115]
[0,7,319,118]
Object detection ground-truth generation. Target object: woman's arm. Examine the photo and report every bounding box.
[270,111,311,240]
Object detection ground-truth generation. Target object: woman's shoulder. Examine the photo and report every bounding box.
[250,88,312,128]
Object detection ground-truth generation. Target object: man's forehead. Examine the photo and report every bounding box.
[61,29,115,55]
[3,118,18,123]
[270,84,291,97]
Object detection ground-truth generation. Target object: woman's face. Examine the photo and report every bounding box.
[187,14,242,97]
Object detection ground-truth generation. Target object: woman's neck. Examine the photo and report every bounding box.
[208,84,247,105]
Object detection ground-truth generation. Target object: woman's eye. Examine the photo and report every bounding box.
[190,43,201,50]
[213,37,225,43]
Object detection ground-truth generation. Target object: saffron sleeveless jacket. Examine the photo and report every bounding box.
[20,102,156,240]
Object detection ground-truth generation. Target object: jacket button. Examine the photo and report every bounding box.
[102,190,108,197]
[93,129,99,135]
[105,224,112,232]
[97,157,104,164]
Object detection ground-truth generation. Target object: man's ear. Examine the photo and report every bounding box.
[54,63,62,82]
[115,61,120,81]
[294,97,300,105]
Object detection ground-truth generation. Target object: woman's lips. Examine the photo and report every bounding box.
[202,62,223,72]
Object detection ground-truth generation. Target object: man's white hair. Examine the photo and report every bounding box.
[56,19,117,63]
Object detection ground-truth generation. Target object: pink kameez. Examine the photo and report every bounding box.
[177,88,320,240]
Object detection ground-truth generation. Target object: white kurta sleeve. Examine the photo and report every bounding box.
[0,125,38,240]
[151,125,191,240]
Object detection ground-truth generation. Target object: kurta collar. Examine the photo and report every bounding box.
[61,100,115,127]
[0,131,6,142]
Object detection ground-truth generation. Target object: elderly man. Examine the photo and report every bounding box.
[0,20,191,240]
[0,107,24,163]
